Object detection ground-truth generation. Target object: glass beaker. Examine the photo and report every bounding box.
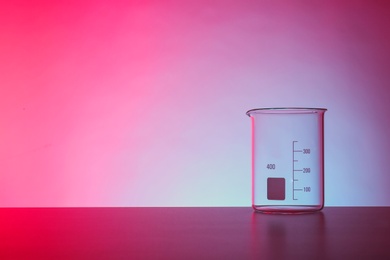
[246,107,327,213]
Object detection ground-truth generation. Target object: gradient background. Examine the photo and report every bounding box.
[1,1,389,207]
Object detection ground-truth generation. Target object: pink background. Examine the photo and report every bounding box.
[1,1,389,206]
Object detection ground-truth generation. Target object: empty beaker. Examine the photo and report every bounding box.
[246,107,327,213]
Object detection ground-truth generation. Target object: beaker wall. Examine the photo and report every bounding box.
[247,108,326,213]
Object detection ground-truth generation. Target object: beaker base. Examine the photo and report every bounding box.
[253,205,323,214]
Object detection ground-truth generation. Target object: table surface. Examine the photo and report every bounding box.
[1,207,389,259]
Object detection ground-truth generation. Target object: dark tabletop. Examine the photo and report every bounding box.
[0,207,389,259]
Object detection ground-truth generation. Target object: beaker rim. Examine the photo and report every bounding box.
[246,107,327,116]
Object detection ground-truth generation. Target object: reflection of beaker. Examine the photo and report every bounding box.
[250,211,326,259]
[246,108,327,213]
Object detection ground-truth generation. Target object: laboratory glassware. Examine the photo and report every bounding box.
[246,107,327,213]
